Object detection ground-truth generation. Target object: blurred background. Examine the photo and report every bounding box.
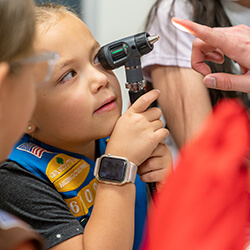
[35,0,156,112]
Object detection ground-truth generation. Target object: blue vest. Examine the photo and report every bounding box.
[9,134,147,249]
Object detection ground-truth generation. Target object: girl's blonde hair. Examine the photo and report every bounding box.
[0,0,35,63]
[35,4,79,34]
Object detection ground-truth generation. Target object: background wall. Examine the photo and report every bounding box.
[35,0,156,112]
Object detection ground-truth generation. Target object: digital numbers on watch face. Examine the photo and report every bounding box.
[98,157,127,182]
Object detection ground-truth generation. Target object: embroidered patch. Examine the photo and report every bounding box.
[46,154,79,183]
[47,154,90,192]
[65,178,98,217]
[17,143,49,158]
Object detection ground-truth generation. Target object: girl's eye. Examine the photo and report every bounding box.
[58,70,77,84]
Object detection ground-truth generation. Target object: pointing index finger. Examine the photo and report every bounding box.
[171,17,229,54]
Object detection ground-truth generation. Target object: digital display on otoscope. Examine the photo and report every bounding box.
[111,43,129,61]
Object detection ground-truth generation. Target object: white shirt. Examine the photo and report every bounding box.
[142,0,250,82]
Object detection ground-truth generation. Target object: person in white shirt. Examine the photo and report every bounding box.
[142,0,250,163]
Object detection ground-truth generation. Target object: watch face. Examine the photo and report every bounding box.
[98,156,127,182]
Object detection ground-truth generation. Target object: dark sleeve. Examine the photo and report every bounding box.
[0,209,45,250]
[0,161,83,249]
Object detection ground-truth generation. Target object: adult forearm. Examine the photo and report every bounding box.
[151,66,212,148]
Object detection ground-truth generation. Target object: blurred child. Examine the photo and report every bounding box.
[0,0,59,249]
[0,4,172,250]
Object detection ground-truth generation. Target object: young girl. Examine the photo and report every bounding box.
[0,4,172,250]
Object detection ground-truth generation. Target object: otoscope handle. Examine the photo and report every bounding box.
[129,89,146,104]
[129,88,157,196]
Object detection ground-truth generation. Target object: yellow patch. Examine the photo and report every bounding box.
[65,178,98,217]
[46,154,80,183]
[46,154,90,192]
[54,160,90,192]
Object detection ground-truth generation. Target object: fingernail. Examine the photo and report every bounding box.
[155,89,160,94]
[204,77,216,88]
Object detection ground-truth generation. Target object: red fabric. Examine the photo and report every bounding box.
[144,99,250,250]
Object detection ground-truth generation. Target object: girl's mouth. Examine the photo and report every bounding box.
[94,98,116,114]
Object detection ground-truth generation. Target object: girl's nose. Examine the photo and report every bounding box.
[89,67,110,93]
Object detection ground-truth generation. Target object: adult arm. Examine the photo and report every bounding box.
[150,65,212,148]
[237,0,250,8]
[172,17,250,93]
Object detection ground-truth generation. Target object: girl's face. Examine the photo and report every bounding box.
[30,15,122,154]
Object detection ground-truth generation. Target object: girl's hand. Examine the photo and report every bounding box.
[106,89,169,166]
[137,141,173,190]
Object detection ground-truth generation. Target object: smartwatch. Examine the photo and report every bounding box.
[94,154,137,185]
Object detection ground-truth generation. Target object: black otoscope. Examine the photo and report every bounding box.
[97,32,160,195]
[97,32,159,103]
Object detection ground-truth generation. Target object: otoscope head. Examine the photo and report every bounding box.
[97,32,159,70]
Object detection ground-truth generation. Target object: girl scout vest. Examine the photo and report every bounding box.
[9,134,147,250]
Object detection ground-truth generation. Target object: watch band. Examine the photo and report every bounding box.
[127,160,137,183]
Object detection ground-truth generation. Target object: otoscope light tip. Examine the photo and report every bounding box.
[148,34,160,45]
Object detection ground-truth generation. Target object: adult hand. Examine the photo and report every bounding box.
[171,17,250,93]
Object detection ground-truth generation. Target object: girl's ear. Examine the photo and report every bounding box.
[25,122,36,134]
